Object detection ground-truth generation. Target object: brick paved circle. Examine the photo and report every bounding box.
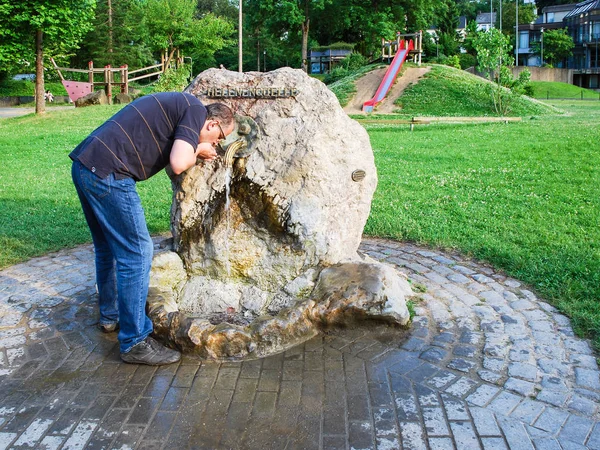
[0,237,599,449]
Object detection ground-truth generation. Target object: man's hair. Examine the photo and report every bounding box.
[206,103,234,127]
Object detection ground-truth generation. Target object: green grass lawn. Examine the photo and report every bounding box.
[1,100,599,348]
[0,106,172,268]
[364,100,600,345]
[531,81,600,100]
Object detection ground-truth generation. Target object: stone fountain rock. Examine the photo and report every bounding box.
[147,67,413,359]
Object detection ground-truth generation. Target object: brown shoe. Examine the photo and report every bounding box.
[98,322,119,333]
[121,336,181,366]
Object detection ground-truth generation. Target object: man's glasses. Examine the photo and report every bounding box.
[214,121,226,152]
[216,122,226,141]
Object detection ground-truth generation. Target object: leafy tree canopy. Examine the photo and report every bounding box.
[0,0,95,76]
[531,28,574,67]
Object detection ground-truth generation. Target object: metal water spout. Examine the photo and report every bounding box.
[224,138,248,168]
[220,115,259,168]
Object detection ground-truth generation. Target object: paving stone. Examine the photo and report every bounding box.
[496,416,535,450]
[446,358,476,373]
[531,438,562,450]
[445,377,478,398]
[394,393,419,421]
[488,391,522,416]
[61,420,98,450]
[450,421,481,449]
[558,414,594,446]
[575,368,600,391]
[399,421,427,450]
[441,394,469,421]
[504,378,536,397]
[477,370,503,385]
[422,407,449,437]
[428,436,456,450]
[532,406,569,434]
[481,437,509,450]
[420,347,448,364]
[587,423,600,449]
[466,385,500,407]
[508,362,538,382]
[470,407,501,437]
[567,394,598,416]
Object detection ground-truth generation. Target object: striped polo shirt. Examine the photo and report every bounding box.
[70,92,207,181]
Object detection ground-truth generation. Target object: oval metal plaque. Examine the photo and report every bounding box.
[351,169,366,182]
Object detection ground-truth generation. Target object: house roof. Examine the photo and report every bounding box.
[542,3,578,13]
[564,0,600,18]
[476,12,496,24]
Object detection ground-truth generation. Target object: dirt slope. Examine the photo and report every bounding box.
[343,66,431,114]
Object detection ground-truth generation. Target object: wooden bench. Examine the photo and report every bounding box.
[355,116,521,130]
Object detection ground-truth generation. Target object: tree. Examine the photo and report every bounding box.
[533,0,574,11]
[244,0,331,72]
[500,0,536,41]
[75,0,153,70]
[531,28,574,67]
[436,0,460,57]
[142,0,233,71]
[473,28,517,114]
[455,0,490,22]
[0,0,95,113]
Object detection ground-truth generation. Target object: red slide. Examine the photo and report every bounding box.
[363,39,414,113]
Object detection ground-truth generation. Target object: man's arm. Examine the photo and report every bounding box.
[169,139,218,175]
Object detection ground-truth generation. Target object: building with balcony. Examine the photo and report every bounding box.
[516,4,577,67]
[564,0,600,88]
[516,0,599,89]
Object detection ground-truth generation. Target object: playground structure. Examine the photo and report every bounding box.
[362,32,423,113]
[50,51,184,103]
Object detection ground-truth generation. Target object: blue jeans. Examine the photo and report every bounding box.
[72,160,154,352]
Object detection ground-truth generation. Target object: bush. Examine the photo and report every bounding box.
[152,65,192,93]
[446,55,461,70]
[323,66,349,84]
[323,52,367,84]
[458,53,477,70]
[345,52,368,71]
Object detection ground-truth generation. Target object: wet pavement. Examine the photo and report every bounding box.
[0,237,599,449]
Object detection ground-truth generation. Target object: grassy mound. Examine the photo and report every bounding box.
[327,63,386,107]
[530,81,600,100]
[393,65,557,117]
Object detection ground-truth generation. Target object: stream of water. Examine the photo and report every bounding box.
[224,167,232,276]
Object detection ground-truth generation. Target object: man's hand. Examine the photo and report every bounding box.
[196,142,218,161]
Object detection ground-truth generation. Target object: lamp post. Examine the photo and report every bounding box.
[238,0,243,72]
[540,27,544,66]
[263,50,266,72]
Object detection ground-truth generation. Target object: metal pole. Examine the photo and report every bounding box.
[515,0,519,67]
[596,33,598,69]
[491,0,493,29]
[264,50,266,72]
[541,28,544,66]
[238,0,243,73]
[500,0,502,33]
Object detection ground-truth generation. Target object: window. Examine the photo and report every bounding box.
[547,12,555,23]
[519,31,530,49]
